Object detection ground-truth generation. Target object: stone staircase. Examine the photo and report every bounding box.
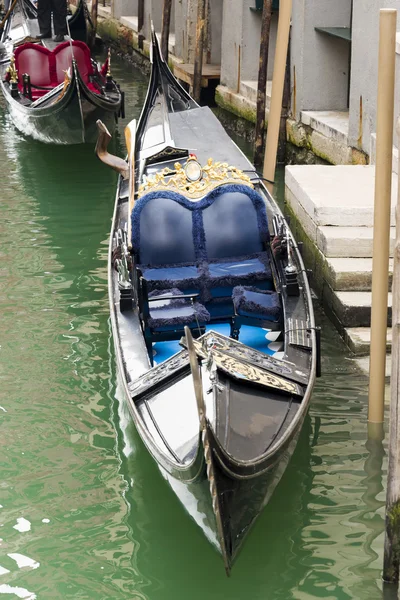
[285,164,395,356]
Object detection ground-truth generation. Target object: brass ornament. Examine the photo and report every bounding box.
[51,68,71,102]
[193,341,302,396]
[6,55,18,84]
[138,157,254,199]
[106,47,111,78]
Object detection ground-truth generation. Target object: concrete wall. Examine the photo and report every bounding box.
[291,0,351,120]
[141,0,176,38]
[210,0,223,64]
[174,0,186,58]
[113,0,137,20]
[220,0,278,91]
[349,0,400,153]
[172,0,221,63]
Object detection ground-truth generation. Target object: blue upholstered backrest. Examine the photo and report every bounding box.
[131,184,269,266]
[135,197,195,265]
[202,191,263,259]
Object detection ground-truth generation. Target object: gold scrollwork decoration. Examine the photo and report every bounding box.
[56,68,71,101]
[6,55,18,84]
[138,157,254,200]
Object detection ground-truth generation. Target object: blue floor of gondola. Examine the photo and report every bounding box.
[153,323,281,365]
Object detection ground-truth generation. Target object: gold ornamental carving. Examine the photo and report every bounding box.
[138,157,254,200]
[6,55,18,84]
[57,68,71,100]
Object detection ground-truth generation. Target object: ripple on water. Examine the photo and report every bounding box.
[0,57,390,600]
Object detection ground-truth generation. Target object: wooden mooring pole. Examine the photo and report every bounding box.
[161,0,173,62]
[192,0,206,103]
[138,0,144,50]
[254,0,273,168]
[383,115,400,584]
[89,0,98,46]
[368,9,396,425]
[262,0,292,189]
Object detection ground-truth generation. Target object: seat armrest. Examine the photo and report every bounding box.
[148,293,199,302]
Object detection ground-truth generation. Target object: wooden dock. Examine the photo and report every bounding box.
[173,63,220,89]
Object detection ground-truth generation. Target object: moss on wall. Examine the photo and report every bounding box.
[215,88,258,125]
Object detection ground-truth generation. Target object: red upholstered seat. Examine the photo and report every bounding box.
[13,41,97,96]
[53,41,94,85]
[14,43,52,87]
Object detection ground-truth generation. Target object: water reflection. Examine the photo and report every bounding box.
[0,58,150,598]
[117,388,317,599]
[0,51,391,600]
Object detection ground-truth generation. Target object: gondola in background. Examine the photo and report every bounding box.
[96,30,321,574]
[0,0,122,144]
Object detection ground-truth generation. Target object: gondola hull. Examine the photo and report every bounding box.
[68,0,89,44]
[0,0,120,143]
[159,415,304,570]
[100,31,318,574]
[0,71,120,144]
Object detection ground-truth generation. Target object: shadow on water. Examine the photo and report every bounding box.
[114,381,317,599]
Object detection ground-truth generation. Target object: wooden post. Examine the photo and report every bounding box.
[368,9,396,424]
[278,36,291,163]
[89,0,98,46]
[192,0,206,103]
[263,0,292,188]
[383,115,400,583]
[138,0,144,50]
[254,0,273,168]
[161,0,173,62]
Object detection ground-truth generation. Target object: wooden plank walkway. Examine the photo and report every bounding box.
[173,63,220,89]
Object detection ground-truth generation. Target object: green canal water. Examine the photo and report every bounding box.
[0,55,393,600]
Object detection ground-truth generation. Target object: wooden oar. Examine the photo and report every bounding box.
[185,326,206,430]
[0,0,18,32]
[184,326,230,574]
[124,119,136,251]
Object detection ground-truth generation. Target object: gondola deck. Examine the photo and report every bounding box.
[152,322,283,364]
[97,31,319,574]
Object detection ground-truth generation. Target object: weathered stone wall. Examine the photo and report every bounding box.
[290,0,351,120]
[349,0,400,155]
[113,0,137,20]
[220,0,278,92]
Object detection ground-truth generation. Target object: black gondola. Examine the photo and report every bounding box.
[0,0,121,144]
[67,0,90,43]
[4,0,90,43]
[96,32,319,574]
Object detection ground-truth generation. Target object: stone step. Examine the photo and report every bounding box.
[344,327,392,355]
[324,257,394,291]
[324,289,392,328]
[301,110,349,147]
[355,355,392,379]
[240,80,272,106]
[285,165,397,228]
[317,226,396,258]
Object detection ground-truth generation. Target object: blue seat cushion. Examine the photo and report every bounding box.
[232,286,281,322]
[141,264,201,291]
[208,253,272,289]
[148,288,210,330]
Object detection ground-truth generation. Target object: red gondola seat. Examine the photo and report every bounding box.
[52,41,94,84]
[13,41,98,100]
